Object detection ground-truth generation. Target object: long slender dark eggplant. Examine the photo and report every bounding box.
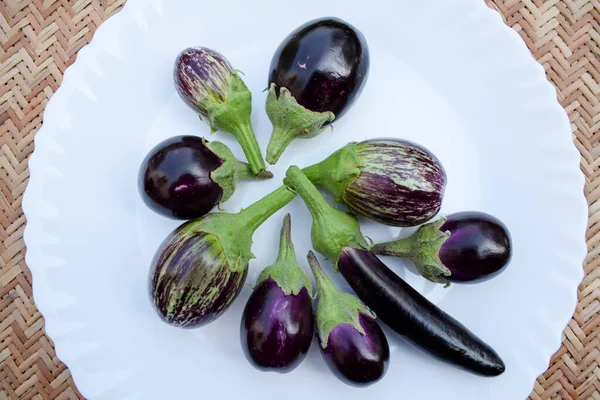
[149,186,295,328]
[307,251,389,387]
[302,138,446,227]
[284,166,505,376]
[139,136,272,220]
[373,212,512,284]
[240,214,314,372]
[174,47,268,176]
[265,17,369,164]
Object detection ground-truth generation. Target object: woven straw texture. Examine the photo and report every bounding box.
[0,0,598,399]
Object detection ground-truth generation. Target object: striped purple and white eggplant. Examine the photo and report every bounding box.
[373,212,512,285]
[174,47,267,176]
[302,138,447,227]
[240,214,314,372]
[283,166,505,377]
[307,251,389,387]
[149,186,295,328]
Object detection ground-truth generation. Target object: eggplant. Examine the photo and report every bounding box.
[174,47,267,176]
[302,138,447,227]
[373,212,512,284]
[265,17,369,164]
[139,136,272,220]
[241,214,314,372]
[283,166,505,376]
[149,186,295,328]
[307,251,389,387]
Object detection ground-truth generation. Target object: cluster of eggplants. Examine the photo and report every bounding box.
[373,212,513,284]
[265,17,370,164]
[241,214,314,372]
[149,186,295,327]
[302,138,447,227]
[283,166,505,377]
[174,47,268,176]
[139,136,272,220]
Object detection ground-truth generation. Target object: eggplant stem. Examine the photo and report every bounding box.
[230,122,267,175]
[235,186,296,233]
[284,166,331,220]
[276,213,296,265]
[236,161,272,180]
[307,251,339,300]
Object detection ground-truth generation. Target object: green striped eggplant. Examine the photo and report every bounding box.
[301,138,447,227]
[174,47,267,176]
[149,186,296,328]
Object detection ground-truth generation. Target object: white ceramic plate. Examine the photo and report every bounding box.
[22,0,587,399]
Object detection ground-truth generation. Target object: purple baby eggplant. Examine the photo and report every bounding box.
[307,251,389,387]
[174,47,267,175]
[373,212,512,284]
[241,214,314,372]
[265,17,369,164]
[302,138,447,227]
[139,136,271,220]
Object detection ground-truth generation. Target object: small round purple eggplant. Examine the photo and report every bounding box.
[241,214,314,372]
[149,186,295,328]
[139,136,272,220]
[174,47,267,176]
[302,138,447,227]
[307,251,389,387]
[265,17,369,164]
[373,212,512,284]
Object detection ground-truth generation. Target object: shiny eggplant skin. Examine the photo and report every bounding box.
[338,247,505,376]
[150,227,246,328]
[269,17,369,119]
[440,212,512,282]
[321,313,389,386]
[241,278,314,372]
[139,136,223,220]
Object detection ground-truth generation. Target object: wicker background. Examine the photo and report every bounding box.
[0,0,598,399]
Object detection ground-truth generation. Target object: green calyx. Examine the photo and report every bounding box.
[205,140,273,205]
[256,214,313,297]
[284,166,369,266]
[201,72,267,176]
[372,218,452,287]
[190,186,296,275]
[307,251,374,348]
[301,142,363,203]
[265,84,335,165]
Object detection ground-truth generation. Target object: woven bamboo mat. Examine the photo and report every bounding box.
[0,0,598,399]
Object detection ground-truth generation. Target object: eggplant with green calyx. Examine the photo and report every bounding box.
[174,47,267,176]
[265,17,369,164]
[302,138,446,227]
[241,214,314,372]
[139,136,272,220]
[149,186,295,328]
[373,212,512,284]
[284,166,505,377]
[307,251,389,387]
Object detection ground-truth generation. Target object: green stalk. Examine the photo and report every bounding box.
[283,166,368,265]
[235,186,296,233]
[307,251,373,348]
[256,214,312,296]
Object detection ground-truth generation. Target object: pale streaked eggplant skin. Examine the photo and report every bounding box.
[302,138,447,227]
[150,223,247,328]
[174,47,233,117]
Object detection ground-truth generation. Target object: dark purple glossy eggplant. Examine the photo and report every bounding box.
[372,212,512,284]
[307,252,388,387]
[174,47,267,175]
[284,166,505,377]
[139,136,271,220]
[241,214,314,372]
[149,186,295,328]
[265,17,369,164]
[302,138,447,227]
